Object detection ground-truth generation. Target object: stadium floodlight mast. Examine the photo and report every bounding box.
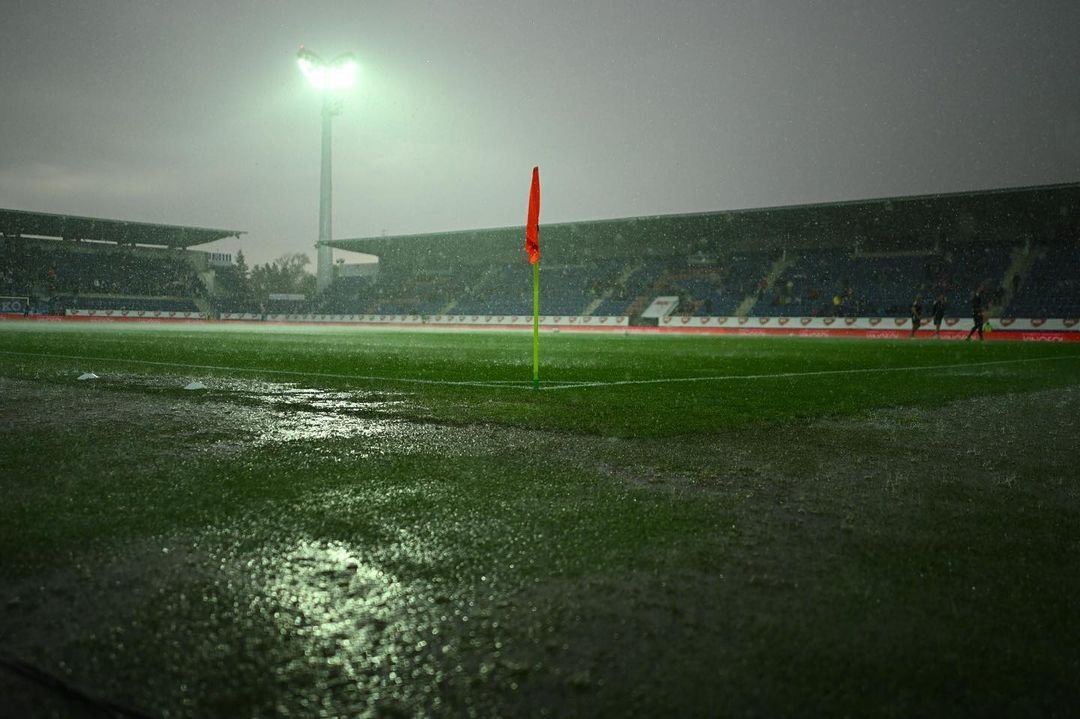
[297,46,359,292]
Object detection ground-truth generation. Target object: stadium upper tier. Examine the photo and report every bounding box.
[0,208,243,249]
[328,182,1079,263]
[323,182,1079,319]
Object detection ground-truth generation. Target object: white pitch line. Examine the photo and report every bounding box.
[536,354,1080,391]
[1,349,1077,392]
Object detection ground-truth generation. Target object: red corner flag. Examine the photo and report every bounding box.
[526,167,541,389]
[525,166,540,264]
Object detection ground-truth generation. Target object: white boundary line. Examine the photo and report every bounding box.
[2,349,1077,392]
[539,354,1080,391]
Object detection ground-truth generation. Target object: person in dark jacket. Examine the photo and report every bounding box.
[910,297,923,338]
[965,289,985,341]
[932,294,946,338]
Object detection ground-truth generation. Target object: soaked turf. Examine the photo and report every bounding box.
[1,324,1079,717]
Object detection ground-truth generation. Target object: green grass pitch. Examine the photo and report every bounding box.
[1,322,1079,716]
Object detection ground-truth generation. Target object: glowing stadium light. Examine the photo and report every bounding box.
[297,47,358,91]
[296,45,359,292]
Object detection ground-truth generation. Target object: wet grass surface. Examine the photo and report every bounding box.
[4,322,1080,436]
[1,323,1079,717]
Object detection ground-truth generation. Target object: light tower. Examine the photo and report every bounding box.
[297,46,358,292]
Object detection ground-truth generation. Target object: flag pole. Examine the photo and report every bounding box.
[532,260,540,391]
[525,166,541,391]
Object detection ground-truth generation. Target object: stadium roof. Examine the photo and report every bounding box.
[326,181,1080,265]
[0,208,244,248]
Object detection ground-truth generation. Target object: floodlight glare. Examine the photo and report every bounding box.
[297,45,359,292]
[297,48,358,91]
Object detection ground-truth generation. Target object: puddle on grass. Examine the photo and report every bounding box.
[209,379,418,449]
[0,531,473,718]
[208,378,407,414]
[3,373,544,469]
[223,534,465,716]
[3,373,428,453]
[244,407,400,446]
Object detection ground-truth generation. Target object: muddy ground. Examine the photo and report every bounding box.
[1,375,1078,717]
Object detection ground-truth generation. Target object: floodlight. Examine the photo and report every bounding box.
[297,48,358,91]
[296,45,359,292]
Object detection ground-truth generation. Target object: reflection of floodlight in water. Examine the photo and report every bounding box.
[297,46,359,292]
[297,47,358,91]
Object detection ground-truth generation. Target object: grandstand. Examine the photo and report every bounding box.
[1006,241,1080,319]
[0,208,243,318]
[327,182,1080,322]
[3,183,1077,326]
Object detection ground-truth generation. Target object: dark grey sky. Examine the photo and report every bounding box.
[2,0,1078,265]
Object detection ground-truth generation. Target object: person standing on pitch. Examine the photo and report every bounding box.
[965,289,985,341]
[910,296,923,338]
[931,294,946,338]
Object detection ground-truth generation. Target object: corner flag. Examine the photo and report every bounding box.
[526,167,541,390]
[526,167,540,264]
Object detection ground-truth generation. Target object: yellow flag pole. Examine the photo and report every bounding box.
[532,260,540,391]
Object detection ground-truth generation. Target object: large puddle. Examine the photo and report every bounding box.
[232,535,454,716]
[0,373,442,454]
[212,378,409,446]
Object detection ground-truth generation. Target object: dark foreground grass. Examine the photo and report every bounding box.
[1,322,1079,717]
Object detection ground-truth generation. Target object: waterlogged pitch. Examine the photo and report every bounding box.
[4,322,1080,435]
[2,322,1079,716]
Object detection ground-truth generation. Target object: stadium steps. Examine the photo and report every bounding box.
[625,266,678,319]
[582,296,606,317]
[583,261,642,316]
[991,244,1041,316]
[736,253,792,317]
[734,293,758,318]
